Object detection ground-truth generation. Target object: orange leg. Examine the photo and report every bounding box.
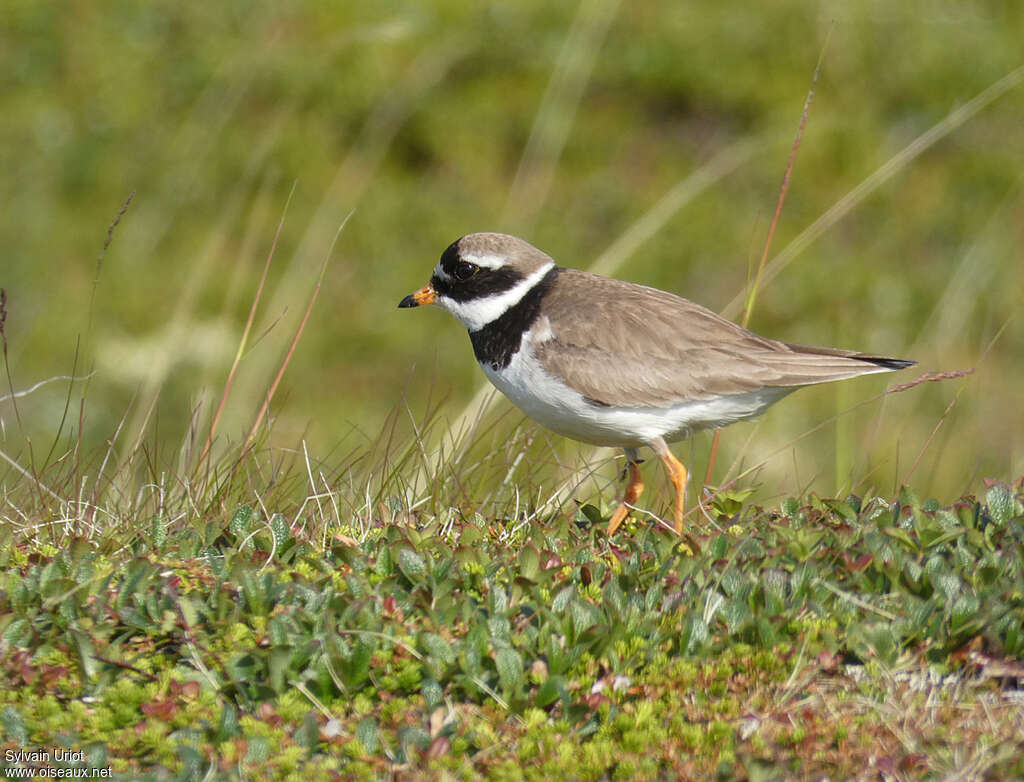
[607,458,644,536]
[651,437,688,534]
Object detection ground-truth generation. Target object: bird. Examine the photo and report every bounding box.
[398,232,914,536]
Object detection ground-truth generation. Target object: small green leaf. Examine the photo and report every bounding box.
[356,717,379,753]
[603,579,626,616]
[535,675,569,708]
[70,629,99,680]
[850,622,898,664]
[39,560,63,596]
[230,506,254,537]
[488,616,511,641]
[151,516,167,550]
[950,594,980,630]
[460,525,485,546]
[268,647,293,692]
[245,736,270,764]
[397,548,427,579]
[822,498,857,522]
[1,706,28,744]
[921,526,965,550]
[3,619,30,646]
[422,680,443,709]
[495,647,523,692]
[342,640,373,688]
[898,485,921,510]
[270,514,290,547]
[644,584,664,612]
[882,527,919,552]
[519,546,540,581]
[931,571,962,601]
[177,594,198,628]
[216,704,241,741]
[490,583,509,614]
[721,599,751,633]
[709,535,729,559]
[570,601,595,635]
[373,547,392,576]
[295,711,320,749]
[177,746,203,779]
[552,586,575,613]
[398,725,431,751]
[985,484,1013,526]
[421,633,456,667]
[684,615,710,653]
[239,569,268,615]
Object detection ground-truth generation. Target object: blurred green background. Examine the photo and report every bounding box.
[2,0,1022,505]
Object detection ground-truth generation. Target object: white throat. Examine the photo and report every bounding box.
[435,262,555,332]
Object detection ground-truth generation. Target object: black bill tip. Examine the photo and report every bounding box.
[398,294,417,309]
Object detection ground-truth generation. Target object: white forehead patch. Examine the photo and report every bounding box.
[435,261,555,332]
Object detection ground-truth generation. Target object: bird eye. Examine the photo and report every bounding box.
[454,261,479,281]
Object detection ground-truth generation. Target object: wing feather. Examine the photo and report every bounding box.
[534,269,911,409]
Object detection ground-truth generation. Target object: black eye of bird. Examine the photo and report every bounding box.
[454,261,478,281]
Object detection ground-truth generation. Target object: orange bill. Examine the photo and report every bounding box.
[398,283,436,308]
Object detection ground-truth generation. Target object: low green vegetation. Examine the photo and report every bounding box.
[4,1,1023,498]
[4,3,1024,779]
[2,465,1021,779]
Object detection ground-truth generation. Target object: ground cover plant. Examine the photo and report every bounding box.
[4,1,1022,498]
[1,413,1022,779]
[4,2,1024,779]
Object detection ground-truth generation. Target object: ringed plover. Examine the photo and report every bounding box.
[399,233,914,536]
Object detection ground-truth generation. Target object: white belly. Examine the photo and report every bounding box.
[480,347,793,449]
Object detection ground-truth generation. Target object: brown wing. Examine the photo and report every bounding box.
[534,269,912,408]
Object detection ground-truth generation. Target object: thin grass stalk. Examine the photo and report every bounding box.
[501,0,620,234]
[720,62,1024,321]
[705,35,828,490]
[242,214,350,454]
[698,370,972,524]
[198,182,297,468]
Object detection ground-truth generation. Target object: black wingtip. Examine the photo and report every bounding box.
[861,356,916,371]
[398,294,416,309]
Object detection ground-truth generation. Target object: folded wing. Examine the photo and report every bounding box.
[534,269,913,409]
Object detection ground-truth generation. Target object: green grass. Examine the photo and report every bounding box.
[1,416,1022,779]
[3,2,1024,778]
[3,0,1023,501]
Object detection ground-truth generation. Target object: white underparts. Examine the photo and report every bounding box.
[482,324,796,447]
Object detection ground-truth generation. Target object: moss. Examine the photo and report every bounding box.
[239,715,277,739]
[612,758,637,779]
[136,720,171,752]
[621,729,651,753]
[396,661,423,692]
[2,480,1022,778]
[276,690,309,722]
[679,724,702,749]
[708,721,734,747]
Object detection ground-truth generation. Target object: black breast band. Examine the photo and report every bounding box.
[469,267,559,370]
